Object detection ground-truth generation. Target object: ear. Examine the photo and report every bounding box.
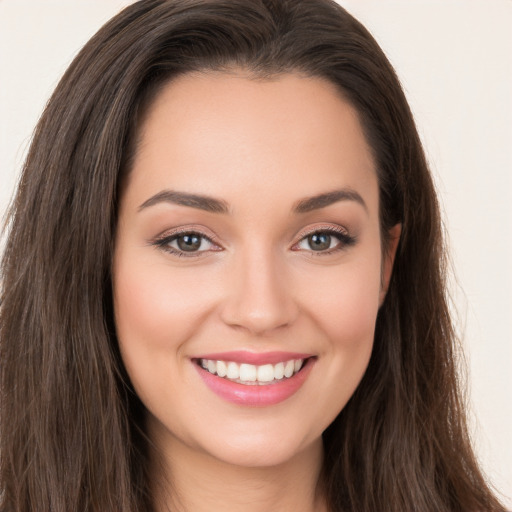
[379,223,401,306]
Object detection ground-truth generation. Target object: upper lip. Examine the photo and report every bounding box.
[193,351,314,365]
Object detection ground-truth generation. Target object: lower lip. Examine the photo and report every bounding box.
[193,358,315,407]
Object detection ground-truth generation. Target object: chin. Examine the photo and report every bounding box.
[203,435,320,469]
[183,418,324,470]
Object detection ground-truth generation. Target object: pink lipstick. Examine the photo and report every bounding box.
[192,351,315,407]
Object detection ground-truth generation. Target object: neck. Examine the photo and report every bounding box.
[149,428,328,512]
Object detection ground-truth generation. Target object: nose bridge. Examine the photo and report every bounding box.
[220,242,297,335]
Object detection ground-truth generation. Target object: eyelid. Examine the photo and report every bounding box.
[154,224,221,242]
[294,223,350,240]
[150,225,224,257]
[291,223,356,254]
[149,223,355,258]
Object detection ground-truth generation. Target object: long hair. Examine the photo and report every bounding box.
[0,1,505,510]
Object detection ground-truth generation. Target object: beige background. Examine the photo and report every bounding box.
[1,0,511,506]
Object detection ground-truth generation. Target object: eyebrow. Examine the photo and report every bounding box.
[293,188,368,214]
[138,190,230,214]
[138,187,367,215]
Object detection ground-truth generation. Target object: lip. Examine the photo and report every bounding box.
[194,350,314,365]
[193,356,316,407]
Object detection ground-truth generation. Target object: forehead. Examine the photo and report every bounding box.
[127,71,378,215]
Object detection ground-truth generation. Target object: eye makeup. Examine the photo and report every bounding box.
[150,222,357,259]
[150,226,223,258]
[291,224,357,256]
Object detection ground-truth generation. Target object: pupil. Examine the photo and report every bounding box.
[177,234,201,251]
[309,233,331,251]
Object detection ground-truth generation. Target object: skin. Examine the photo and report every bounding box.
[113,71,400,512]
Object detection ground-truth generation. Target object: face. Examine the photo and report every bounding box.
[113,72,398,468]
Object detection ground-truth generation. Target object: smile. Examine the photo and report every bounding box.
[193,352,315,406]
[198,358,304,385]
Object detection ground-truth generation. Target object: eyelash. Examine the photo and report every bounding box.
[151,225,356,258]
[152,228,221,258]
[292,225,356,256]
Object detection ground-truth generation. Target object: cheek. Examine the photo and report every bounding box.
[114,256,213,346]
[112,252,218,401]
[297,254,381,415]
[301,255,382,344]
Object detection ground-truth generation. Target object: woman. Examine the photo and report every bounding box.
[0,0,506,511]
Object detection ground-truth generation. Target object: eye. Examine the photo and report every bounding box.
[299,232,336,251]
[153,230,221,257]
[293,227,356,254]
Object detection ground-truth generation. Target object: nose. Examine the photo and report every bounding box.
[219,247,299,336]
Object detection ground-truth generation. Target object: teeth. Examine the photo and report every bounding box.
[274,362,284,380]
[198,358,306,384]
[216,360,227,377]
[226,361,239,379]
[207,360,216,374]
[239,363,257,382]
[257,364,274,383]
[284,360,294,378]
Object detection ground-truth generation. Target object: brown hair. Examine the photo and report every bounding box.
[0,1,505,511]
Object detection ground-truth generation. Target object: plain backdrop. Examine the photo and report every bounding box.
[1,0,511,507]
